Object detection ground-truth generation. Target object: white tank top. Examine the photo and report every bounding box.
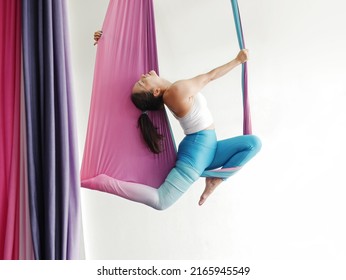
[171,93,214,135]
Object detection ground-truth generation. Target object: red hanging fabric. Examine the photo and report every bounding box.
[0,0,21,260]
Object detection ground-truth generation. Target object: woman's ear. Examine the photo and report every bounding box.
[152,88,161,97]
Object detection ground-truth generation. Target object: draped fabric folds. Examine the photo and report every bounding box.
[0,0,21,260]
[22,0,81,260]
[19,77,34,260]
[81,0,176,189]
[230,0,252,135]
[1,0,81,260]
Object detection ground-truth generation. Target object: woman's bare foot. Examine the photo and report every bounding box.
[198,177,223,206]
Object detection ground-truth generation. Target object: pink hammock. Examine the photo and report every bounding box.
[80,0,176,189]
[81,0,251,193]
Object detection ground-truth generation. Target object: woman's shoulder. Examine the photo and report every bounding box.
[164,82,194,117]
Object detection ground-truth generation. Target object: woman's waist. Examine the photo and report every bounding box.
[203,123,215,131]
[180,119,214,135]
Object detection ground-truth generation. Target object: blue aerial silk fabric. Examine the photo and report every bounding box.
[230,0,252,135]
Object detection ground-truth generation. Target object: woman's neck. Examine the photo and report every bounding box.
[160,79,172,93]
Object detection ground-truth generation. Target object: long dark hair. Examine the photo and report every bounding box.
[131,91,164,154]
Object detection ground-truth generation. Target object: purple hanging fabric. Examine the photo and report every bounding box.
[80,0,176,189]
[19,82,34,260]
[22,0,81,260]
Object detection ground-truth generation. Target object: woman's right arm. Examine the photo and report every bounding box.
[165,49,249,116]
[205,49,248,82]
[171,49,249,98]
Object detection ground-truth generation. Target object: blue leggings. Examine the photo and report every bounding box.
[156,130,261,209]
[84,130,261,210]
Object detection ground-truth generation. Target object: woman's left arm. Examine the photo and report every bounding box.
[94,30,103,45]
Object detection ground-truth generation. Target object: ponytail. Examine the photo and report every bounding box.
[131,92,164,154]
[138,113,163,154]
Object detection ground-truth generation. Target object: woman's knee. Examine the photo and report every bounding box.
[248,135,262,153]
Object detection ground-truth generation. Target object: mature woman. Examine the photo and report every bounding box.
[90,32,261,210]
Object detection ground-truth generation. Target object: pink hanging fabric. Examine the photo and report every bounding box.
[80,0,176,189]
[19,80,34,260]
[0,0,21,260]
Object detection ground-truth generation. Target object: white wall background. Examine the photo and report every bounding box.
[67,0,346,260]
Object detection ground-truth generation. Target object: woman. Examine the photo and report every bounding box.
[91,31,261,209]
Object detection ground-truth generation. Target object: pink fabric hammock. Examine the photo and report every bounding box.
[80,0,176,189]
[81,0,252,195]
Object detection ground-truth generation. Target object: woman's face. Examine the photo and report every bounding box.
[132,70,160,94]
